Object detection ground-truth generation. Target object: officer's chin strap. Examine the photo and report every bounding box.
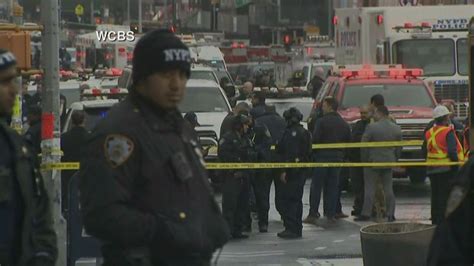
[213,248,223,266]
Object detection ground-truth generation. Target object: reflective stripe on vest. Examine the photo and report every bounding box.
[425,126,464,162]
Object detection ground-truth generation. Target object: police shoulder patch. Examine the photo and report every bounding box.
[104,134,135,167]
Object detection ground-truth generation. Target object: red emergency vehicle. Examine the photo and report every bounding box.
[313,65,437,183]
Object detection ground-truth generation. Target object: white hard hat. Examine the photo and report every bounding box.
[433,105,451,119]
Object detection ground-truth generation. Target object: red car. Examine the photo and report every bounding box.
[312,65,437,183]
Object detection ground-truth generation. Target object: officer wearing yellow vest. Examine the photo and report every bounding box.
[424,105,464,225]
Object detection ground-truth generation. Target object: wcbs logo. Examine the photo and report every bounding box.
[96,31,135,42]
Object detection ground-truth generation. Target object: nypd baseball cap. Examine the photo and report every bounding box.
[132,29,191,85]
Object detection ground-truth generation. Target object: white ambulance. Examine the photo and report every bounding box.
[334,5,474,118]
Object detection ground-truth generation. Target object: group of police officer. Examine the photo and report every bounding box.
[0,29,473,266]
[218,91,311,239]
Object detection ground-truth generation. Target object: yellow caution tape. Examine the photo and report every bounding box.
[311,140,423,149]
[39,148,64,156]
[41,162,80,170]
[12,95,21,118]
[40,160,462,171]
[205,161,462,169]
[210,140,424,152]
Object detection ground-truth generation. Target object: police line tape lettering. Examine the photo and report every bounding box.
[41,161,462,171]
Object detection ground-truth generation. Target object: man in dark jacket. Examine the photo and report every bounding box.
[305,97,351,224]
[246,114,273,233]
[349,105,371,216]
[276,108,312,239]
[78,30,230,265]
[220,102,250,137]
[24,105,42,157]
[61,110,90,215]
[0,48,57,266]
[219,114,254,239]
[250,92,287,215]
[250,92,286,144]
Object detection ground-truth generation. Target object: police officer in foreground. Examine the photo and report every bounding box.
[218,114,253,239]
[427,156,473,266]
[78,30,230,266]
[423,105,464,225]
[276,108,312,239]
[0,49,57,266]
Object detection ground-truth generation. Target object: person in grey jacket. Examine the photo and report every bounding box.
[355,105,402,222]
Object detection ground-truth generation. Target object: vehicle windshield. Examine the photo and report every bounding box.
[341,84,435,109]
[190,70,218,83]
[268,101,313,120]
[392,39,455,76]
[214,70,234,85]
[198,60,226,69]
[457,39,468,76]
[179,86,230,113]
[99,78,119,89]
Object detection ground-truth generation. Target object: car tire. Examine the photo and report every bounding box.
[408,167,427,184]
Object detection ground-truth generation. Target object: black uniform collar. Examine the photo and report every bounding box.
[0,116,8,126]
[130,90,184,132]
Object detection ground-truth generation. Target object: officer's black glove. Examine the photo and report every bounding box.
[151,213,214,255]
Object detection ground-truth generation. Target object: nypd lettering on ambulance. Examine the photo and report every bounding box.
[432,19,469,31]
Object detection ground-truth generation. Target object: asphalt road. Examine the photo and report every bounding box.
[213,177,432,266]
[75,178,432,266]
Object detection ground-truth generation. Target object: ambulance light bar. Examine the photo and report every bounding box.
[335,65,423,79]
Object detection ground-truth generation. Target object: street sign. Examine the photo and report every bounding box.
[305,25,320,34]
[399,0,418,6]
[235,0,250,8]
[75,4,84,16]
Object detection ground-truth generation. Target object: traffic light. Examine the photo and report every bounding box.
[93,10,102,25]
[283,34,291,51]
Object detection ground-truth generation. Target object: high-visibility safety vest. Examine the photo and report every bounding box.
[463,127,470,159]
[425,125,464,162]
